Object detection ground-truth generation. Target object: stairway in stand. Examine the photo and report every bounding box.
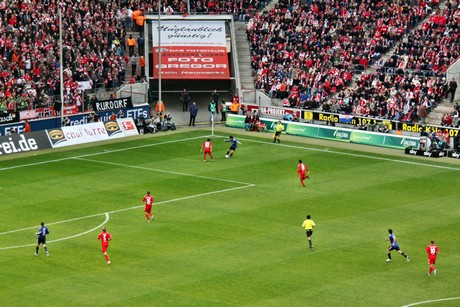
[124,30,141,81]
[426,100,456,126]
[234,21,254,91]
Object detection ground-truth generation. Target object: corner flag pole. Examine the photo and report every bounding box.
[211,112,214,136]
[157,1,162,106]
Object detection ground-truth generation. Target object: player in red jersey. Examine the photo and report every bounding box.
[426,240,440,276]
[142,191,155,222]
[297,159,310,187]
[97,226,112,266]
[201,138,215,162]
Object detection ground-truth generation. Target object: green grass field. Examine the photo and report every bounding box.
[1,128,459,306]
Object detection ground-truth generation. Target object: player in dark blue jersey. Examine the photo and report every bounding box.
[35,221,49,256]
[224,136,242,158]
[386,229,409,262]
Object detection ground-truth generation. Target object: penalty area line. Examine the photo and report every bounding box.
[107,184,255,215]
[402,296,460,307]
[0,213,109,250]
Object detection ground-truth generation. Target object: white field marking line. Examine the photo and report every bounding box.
[0,213,109,250]
[0,211,110,235]
[1,133,457,172]
[99,184,255,215]
[75,157,254,186]
[0,186,253,236]
[402,297,460,307]
[0,135,209,171]
[231,136,460,172]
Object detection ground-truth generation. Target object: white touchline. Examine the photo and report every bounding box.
[1,133,458,172]
[0,135,208,171]
[0,213,109,250]
[235,137,460,172]
[402,297,460,307]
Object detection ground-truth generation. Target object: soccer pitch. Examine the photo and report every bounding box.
[1,128,459,306]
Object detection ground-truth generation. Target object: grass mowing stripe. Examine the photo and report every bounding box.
[74,157,255,186]
[1,130,459,306]
[0,135,209,171]
[1,186,255,241]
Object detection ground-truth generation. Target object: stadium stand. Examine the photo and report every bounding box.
[1,0,458,129]
[0,0,263,113]
[242,0,459,126]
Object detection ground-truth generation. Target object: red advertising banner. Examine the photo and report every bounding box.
[151,20,230,80]
[152,46,229,80]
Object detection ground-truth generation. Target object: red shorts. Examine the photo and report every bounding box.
[428,256,436,265]
[299,172,306,180]
[101,243,109,253]
[144,204,152,213]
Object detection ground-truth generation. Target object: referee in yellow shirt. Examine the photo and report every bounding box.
[301,215,316,251]
[273,121,284,144]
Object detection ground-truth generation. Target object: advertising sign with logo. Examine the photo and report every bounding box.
[117,118,139,136]
[285,122,318,137]
[317,127,351,142]
[46,122,110,148]
[151,20,229,80]
[0,131,52,156]
[350,131,386,146]
[92,97,134,112]
[225,115,245,129]
[400,122,460,137]
[104,120,124,138]
[0,111,19,124]
[383,135,419,149]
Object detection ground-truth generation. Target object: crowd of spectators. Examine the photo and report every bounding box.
[332,0,460,125]
[0,0,262,114]
[247,0,436,112]
[245,0,460,127]
[1,0,459,128]
[0,0,132,113]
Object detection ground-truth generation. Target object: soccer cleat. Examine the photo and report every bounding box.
[204,160,206,162]
[147,219,151,223]
[34,253,38,256]
[433,269,437,276]
[406,257,410,262]
[428,273,431,276]
[46,251,49,256]
[212,159,215,162]
[386,259,392,262]
[107,261,111,266]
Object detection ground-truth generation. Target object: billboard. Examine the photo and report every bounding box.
[151,20,230,80]
[46,119,139,148]
[0,131,52,156]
